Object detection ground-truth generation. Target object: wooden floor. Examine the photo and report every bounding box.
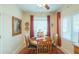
[19,47,64,54]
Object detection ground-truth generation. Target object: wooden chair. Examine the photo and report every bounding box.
[37,39,52,54]
[46,40,52,53]
[37,40,44,53]
[24,36,37,54]
[28,40,37,54]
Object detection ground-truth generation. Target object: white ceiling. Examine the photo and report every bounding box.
[18,4,63,13]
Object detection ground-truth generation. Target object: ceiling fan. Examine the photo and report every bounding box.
[44,4,50,10]
[37,4,50,10]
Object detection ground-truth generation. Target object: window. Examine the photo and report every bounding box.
[72,14,79,43]
[61,14,79,43]
[34,16,47,37]
[61,16,72,41]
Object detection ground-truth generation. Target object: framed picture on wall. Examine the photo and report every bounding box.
[12,16,22,36]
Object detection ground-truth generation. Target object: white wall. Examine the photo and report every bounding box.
[0,13,1,43]
[0,5,25,54]
[58,4,79,53]
[0,14,1,36]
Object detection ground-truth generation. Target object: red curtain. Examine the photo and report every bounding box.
[56,12,61,47]
[47,15,50,37]
[30,15,34,38]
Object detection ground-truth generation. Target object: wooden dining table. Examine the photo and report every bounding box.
[30,37,52,53]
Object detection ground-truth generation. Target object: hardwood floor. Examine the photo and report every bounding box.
[19,47,64,54]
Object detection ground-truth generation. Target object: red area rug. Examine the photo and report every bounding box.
[19,47,64,54]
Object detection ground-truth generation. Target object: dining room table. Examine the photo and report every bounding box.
[30,37,52,53]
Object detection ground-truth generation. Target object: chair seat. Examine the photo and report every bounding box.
[28,44,37,48]
[52,44,56,48]
[28,44,37,54]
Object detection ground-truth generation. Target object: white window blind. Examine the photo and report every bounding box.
[61,14,79,43]
[72,14,79,43]
[61,16,71,41]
